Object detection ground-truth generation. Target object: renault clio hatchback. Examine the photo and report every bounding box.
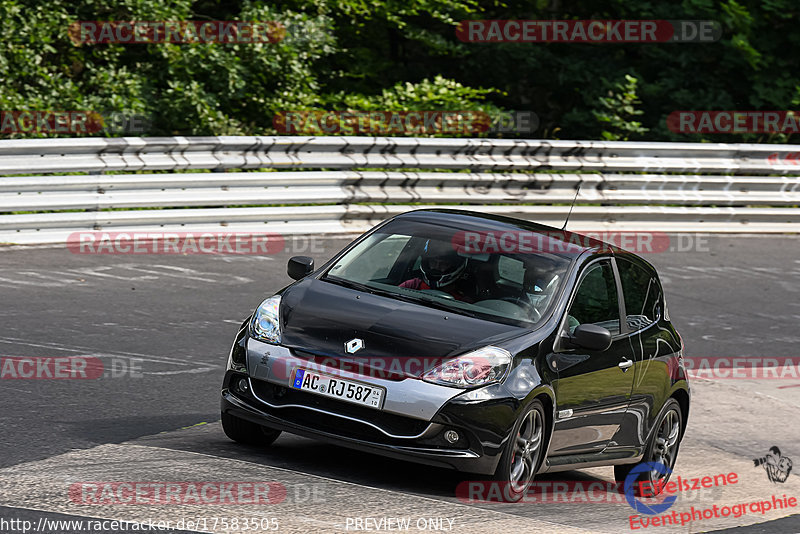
[221,209,689,502]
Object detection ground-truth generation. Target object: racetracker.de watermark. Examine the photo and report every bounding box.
[0,111,149,135]
[261,355,495,382]
[273,110,537,136]
[456,472,735,505]
[678,356,800,380]
[66,232,325,255]
[68,21,285,45]
[667,111,800,134]
[450,231,710,255]
[767,152,800,165]
[0,356,143,379]
[456,20,721,43]
[69,482,286,504]
[0,357,103,380]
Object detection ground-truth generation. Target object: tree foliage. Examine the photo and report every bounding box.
[0,0,798,141]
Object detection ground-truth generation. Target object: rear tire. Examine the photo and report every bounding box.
[222,412,281,446]
[614,398,683,496]
[492,399,546,502]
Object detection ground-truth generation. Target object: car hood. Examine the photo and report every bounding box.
[278,278,525,366]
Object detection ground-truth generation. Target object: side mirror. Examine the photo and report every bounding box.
[569,324,612,351]
[288,256,314,280]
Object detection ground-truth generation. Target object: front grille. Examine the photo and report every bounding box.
[249,378,431,442]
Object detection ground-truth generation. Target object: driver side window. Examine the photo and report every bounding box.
[567,261,621,336]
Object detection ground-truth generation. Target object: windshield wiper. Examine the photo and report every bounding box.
[324,276,373,294]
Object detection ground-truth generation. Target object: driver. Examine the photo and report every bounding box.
[399,239,473,302]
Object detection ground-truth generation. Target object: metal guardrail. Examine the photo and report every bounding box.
[1,136,800,244]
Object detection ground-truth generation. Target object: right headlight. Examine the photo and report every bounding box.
[250,295,282,344]
[421,346,512,388]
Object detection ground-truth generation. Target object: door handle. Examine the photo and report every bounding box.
[618,358,634,372]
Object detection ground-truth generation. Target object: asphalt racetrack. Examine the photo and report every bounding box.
[0,233,798,533]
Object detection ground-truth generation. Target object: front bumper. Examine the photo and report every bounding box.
[220,337,519,475]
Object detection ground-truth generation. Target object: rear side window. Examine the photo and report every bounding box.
[617,258,662,330]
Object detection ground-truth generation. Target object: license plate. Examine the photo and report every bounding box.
[291,368,384,409]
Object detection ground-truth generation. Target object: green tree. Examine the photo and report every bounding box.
[592,75,648,141]
[1,0,799,142]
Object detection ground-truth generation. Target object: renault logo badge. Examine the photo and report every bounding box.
[345,338,364,354]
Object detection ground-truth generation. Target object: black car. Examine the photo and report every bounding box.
[221,209,689,501]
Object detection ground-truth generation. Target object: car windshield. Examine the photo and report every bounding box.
[323,219,574,327]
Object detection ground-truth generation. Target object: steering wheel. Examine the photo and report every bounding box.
[500,296,542,322]
[420,289,456,300]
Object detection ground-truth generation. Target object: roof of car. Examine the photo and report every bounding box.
[393,208,622,257]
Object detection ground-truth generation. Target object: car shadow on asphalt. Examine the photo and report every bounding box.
[130,420,623,508]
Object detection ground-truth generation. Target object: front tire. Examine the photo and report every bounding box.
[614,398,683,495]
[222,412,282,446]
[492,399,546,502]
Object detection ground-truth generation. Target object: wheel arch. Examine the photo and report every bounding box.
[670,386,690,438]
[525,386,556,468]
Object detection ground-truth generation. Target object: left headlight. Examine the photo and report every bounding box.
[421,346,512,388]
[251,295,282,344]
